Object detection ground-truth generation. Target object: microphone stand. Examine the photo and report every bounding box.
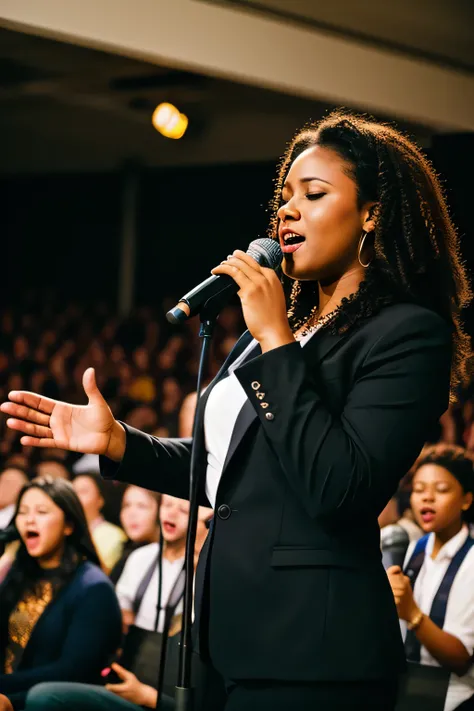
[174,301,218,711]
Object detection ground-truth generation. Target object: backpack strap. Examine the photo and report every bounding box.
[403,534,430,588]
[132,549,160,617]
[404,533,474,663]
[430,535,474,630]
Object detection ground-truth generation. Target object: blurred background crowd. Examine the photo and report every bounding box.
[0,0,473,709]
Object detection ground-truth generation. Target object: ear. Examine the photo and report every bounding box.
[64,522,74,537]
[461,491,473,512]
[362,201,379,233]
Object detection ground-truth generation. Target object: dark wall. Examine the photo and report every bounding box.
[1,136,473,322]
[1,162,275,307]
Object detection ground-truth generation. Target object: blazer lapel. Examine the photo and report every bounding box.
[194,324,349,502]
[192,331,255,500]
[216,326,350,491]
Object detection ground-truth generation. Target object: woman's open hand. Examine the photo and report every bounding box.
[0,367,125,461]
[211,250,293,353]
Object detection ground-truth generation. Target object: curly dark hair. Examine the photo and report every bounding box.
[269,109,472,399]
[412,443,474,522]
[0,476,101,625]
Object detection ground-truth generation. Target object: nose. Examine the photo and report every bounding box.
[277,198,300,223]
[421,488,435,503]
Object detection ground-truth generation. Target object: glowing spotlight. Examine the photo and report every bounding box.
[152,102,188,139]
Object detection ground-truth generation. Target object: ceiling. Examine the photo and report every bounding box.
[217,0,474,72]
[0,23,460,174]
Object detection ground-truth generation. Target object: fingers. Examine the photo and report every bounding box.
[386,566,402,575]
[105,682,126,694]
[83,368,104,406]
[19,436,57,448]
[1,402,51,427]
[3,416,55,448]
[211,261,253,291]
[111,663,132,680]
[1,392,56,416]
[5,419,52,439]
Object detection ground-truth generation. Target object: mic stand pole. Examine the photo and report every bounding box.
[174,303,218,711]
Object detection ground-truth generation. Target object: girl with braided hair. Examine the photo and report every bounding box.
[2,110,472,710]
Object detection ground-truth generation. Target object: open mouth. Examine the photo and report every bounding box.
[419,507,436,523]
[25,531,41,548]
[281,232,305,254]
[162,521,176,535]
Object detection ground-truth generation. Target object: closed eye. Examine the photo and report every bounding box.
[306,193,325,200]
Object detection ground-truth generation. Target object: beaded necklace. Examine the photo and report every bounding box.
[294,306,340,341]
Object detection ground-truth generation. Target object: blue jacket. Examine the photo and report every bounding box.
[0,561,122,709]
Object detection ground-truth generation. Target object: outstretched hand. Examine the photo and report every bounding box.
[0,367,126,461]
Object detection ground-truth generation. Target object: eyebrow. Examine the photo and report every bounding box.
[283,176,333,189]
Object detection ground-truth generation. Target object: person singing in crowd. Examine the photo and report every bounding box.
[2,110,471,711]
[387,445,474,711]
[0,477,122,711]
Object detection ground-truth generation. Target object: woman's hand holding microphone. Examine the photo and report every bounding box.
[212,250,293,353]
[0,367,126,461]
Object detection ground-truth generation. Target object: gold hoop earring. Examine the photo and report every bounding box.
[358,230,372,268]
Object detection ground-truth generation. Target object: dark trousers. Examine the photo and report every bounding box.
[222,679,399,711]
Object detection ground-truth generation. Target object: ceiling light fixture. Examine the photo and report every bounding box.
[152,102,188,139]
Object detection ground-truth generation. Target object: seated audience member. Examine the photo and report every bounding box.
[109,486,161,584]
[0,467,29,529]
[0,477,122,711]
[0,467,29,586]
[35,458,72,482]
[116,494,189,635]
[72,472,127,573]
[387,444,474,711]
[22,497,214,711]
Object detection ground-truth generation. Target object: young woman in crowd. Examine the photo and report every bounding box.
[22,495,213,711]
[2,110,471,710]
[0,477,122,711]
[109,485,161,584]
[72,472,127,573]
[387,445,474,711]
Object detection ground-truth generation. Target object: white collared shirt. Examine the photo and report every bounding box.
[116,542,184,633]
[204,330,318,508]
[402,525,474,711]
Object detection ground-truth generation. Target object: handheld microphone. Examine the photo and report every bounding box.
[381,524,410,570]
[166,238,283,324]
[0,524,18,543]
[0,523,19,557]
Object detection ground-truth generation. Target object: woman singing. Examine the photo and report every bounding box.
[1,110,472,711]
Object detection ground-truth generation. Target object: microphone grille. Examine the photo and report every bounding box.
[246,238,282,270]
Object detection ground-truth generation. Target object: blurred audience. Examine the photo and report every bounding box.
[35,459,72,482]
[109,486,161,584]
[72,473,126,574]
[0,467,29,530]
[0,298,244,469]
[0,477,122,710]
[23,495,213,711]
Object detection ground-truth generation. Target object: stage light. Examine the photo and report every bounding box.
[152,102,188,139]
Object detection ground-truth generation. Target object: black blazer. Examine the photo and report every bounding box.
[102,302,452,683]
